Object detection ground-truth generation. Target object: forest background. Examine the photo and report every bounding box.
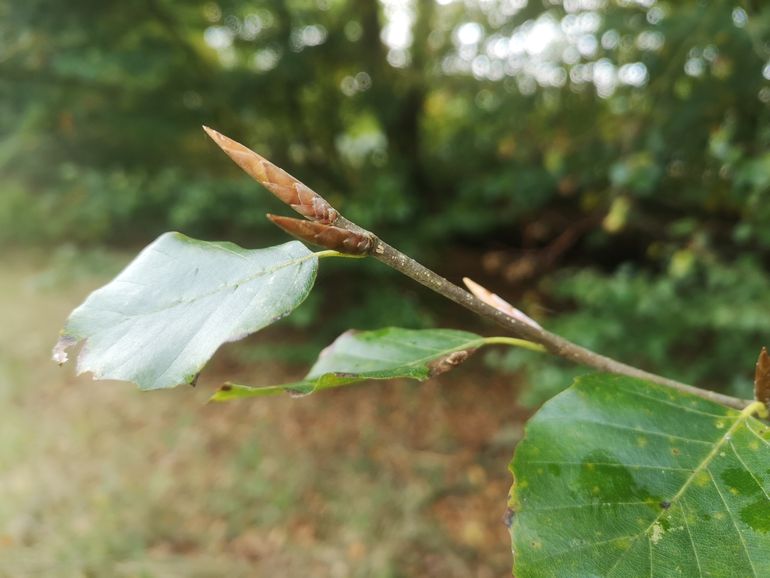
[1,1,769,576]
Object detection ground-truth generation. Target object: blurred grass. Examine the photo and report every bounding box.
[0,248,529,578]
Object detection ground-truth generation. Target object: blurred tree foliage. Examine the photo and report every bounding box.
[2,0,769,397]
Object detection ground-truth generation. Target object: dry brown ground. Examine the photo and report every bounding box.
[0,248,530,577]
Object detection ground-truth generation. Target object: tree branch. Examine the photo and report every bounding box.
[367,237,749,409]
[203,127,752,410]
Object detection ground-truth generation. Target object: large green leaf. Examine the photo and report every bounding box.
[53,232,318,390]
[212,327,488,400]
[510,374,770,577]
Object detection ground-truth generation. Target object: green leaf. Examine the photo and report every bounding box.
[510,374,770,578]
[53,232,318,390]
[212,328,485,400]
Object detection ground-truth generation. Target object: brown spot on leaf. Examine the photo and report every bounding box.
[428,348,476,377]
[219,384,233,392]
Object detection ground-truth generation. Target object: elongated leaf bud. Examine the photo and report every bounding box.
[754,347,770,406]
[203,126,338,224]
[463,277,542,330]
[267,214,373,255]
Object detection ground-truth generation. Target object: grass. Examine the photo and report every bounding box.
[0,247,530,577]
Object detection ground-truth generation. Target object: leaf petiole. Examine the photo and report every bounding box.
[314,250,367,259]
[743,399,769,419]
[482,336,547,353]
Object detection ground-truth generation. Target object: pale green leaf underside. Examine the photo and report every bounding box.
[211,327,484,400]
[54,233,318,390]
[510,374,770,578]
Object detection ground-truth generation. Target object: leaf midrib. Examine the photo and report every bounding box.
[74,250,317,324]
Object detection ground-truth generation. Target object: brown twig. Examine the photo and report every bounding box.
[203,127,752,410]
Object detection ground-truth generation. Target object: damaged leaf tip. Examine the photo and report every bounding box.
[427,348,476,377]
[52,335,76,365]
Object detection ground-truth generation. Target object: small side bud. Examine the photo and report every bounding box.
[267,214,373,255]
[754,347,770,406]
[463,277,542,330]
[202,126,338,224]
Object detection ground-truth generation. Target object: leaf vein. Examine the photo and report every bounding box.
[707,468,757,577]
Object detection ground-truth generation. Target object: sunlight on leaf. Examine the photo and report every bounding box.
[53,233,318,390]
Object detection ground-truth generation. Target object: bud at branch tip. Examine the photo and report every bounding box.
[202,125,339,224]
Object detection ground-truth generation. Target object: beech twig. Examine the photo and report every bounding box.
[204,126,752,410]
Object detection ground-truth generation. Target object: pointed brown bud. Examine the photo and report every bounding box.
[267,214,373,255]
[754,347,770,406]
[202,126,339,224]
[463,277,542,329]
